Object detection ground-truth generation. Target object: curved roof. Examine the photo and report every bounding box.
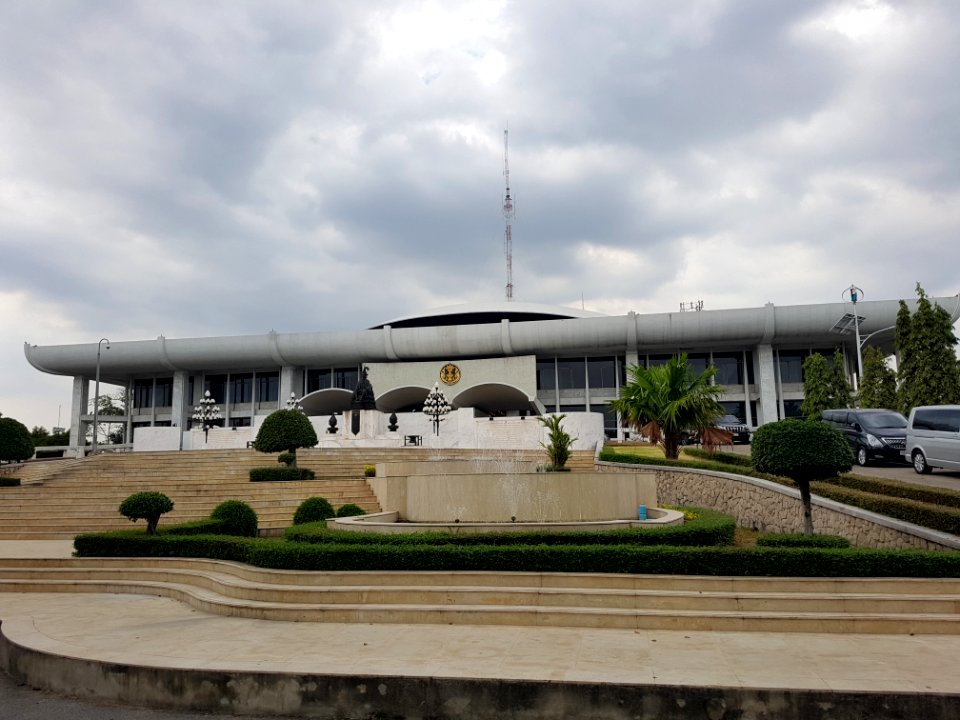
[369,301,606,329]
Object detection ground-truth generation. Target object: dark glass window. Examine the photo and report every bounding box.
[783,400,804,419]
[204,375,227,405]
[154,378,173,407]
[713,354,742,386]
[750,400,758,424]
[591,403,618,439]
[559,404,585,413]
[307,369,331,393]
[686,353,709,376]
[587,357,617,389]
[229,374,253,404]
[744,351,755,384]
[719,401,746,422]
[230,416,252,428]
[132,380,153,409]
[187,376,195,407]
[556,358,586,389]
[778,351,806,384]
[647,354,672,368]
[334,367,358,390]
[913,408,960,432]
[536,359,556,390]
[256,372,280,403]
[154,420,172,428]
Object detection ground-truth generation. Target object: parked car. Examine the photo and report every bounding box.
[714,414,751,444]
[820,408,907,466]
[903,405,960,474]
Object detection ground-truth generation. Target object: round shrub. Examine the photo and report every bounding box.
[253,410,318,457]
[363,465,376,477]
[293,496,335,525]
[210,500,259,537]
[751,419,852,482]
[336,503,366,518]
[0,417,35,463]
[119,492,174,534]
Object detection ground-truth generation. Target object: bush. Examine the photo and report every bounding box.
[363,465,376,477]
[0,417,35,463]
[74,532,256,561]
[278,452,296,467]
[336,503,366,518]
[683,448,752,468]
[252,409,318,462]
[810,482,960,535]
[751,420,852,483]
[824,474,960,510]
[539,414,575,470]
[293,496,335,525]
[210,500,259,537]
[0,477,21,487]
[249,467,315,482]
[118,492,174,534]
[757,533,851,549]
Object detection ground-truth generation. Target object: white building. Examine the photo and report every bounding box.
[24,296,960,456]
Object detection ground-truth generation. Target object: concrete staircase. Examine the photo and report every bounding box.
[1,557,957,634]
[0,448,595,539]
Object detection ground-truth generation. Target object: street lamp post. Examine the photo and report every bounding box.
[192,390,222,443]
[843,285,865,384]
[423,382,451,436]
[91,338,110,454]
[285,392,304,413]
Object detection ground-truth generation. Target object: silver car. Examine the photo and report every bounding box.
[904,405,960,474]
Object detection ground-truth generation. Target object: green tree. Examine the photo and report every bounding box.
[88,390,127,445]
[0,417,35,462]
[751,420,852,535]
[118,491,174,534]
[827,349,852,409]
[800,353,831,420]
[538,413,575,470]
[858,347,897,409]
[253,409,318,466]
[609,354,725,460]
[895,283,960,413]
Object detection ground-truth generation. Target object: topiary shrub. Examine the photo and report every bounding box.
[336,503,366,518]
[278,452,296,467]
[249,467,316,482]
[752,419,852,535]
[118,492,174,534]
[363,464,376,477]
[210,500,259,537]
[0,416,35,463]
[252,410,318,466]
[293,496,335,525]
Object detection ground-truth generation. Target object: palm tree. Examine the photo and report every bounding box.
[610,354,726,459]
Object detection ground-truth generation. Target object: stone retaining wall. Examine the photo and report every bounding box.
[597,461,960,551]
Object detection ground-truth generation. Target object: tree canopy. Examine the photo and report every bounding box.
[895,283,960,413]
[858,346,897,409]
[0,416,35,463]
[609,353,725,459]
[800,349,851,420]
[253,409,318,463]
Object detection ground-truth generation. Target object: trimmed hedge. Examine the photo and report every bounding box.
[250,467,316,482]
[810,482,960,535]
[599,448,786,483]
[682,448,753,468]
[74,532,256,561]
[757,533,850,549]
[284,509,736,547]
[0,477,21,487]
[826,474,960,510]
[160,519,226,536]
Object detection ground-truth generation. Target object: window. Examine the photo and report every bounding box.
[687,353,709,376]
[204,375,227,405]
[778,351,806,384]
[587,357,617,389]
[132,380,153,410]
[591,403,618,439]
[783,400,804,419]
[913,408,960,432]
[307,368,331,393]
[556,358,586,389]
[719,401,746,422]
[229,373,253,404]
[536,359,556,390]
[713,354,742,386]
[154,378,173,407]
[256,372,279,403]
[334,367,358,390]
[559,404,585,413]
[647,354,672,368]
[230,416,252,428]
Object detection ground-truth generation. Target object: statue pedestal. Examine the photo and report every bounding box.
[345,409,381,439]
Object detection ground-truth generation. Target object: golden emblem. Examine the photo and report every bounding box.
[439,363,461,385]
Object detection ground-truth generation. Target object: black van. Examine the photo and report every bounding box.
[820,409,908,466]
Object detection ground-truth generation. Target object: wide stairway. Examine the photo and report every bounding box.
[0,448,594,540]
[1,557,957,634]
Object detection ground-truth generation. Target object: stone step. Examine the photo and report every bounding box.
[0,560,956,634]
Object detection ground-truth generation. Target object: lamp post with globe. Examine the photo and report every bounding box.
[192,391,222,443]
[423,383,451,436]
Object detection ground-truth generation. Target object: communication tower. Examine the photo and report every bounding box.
[502,129,514,301]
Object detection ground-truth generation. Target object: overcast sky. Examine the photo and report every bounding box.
[2,0,959,432]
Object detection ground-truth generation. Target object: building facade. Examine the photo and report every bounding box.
[24,295,960,456]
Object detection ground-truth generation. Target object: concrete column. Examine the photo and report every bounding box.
[756,344,778,426]
[171,371,190,432]
[279,366,303,407]
[69,375,89,458]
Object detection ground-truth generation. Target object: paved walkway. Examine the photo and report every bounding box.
[1,541,959,698]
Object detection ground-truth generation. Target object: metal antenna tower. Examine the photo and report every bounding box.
[502,128,514,301]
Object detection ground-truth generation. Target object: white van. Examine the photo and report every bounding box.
[904,405,960,474]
